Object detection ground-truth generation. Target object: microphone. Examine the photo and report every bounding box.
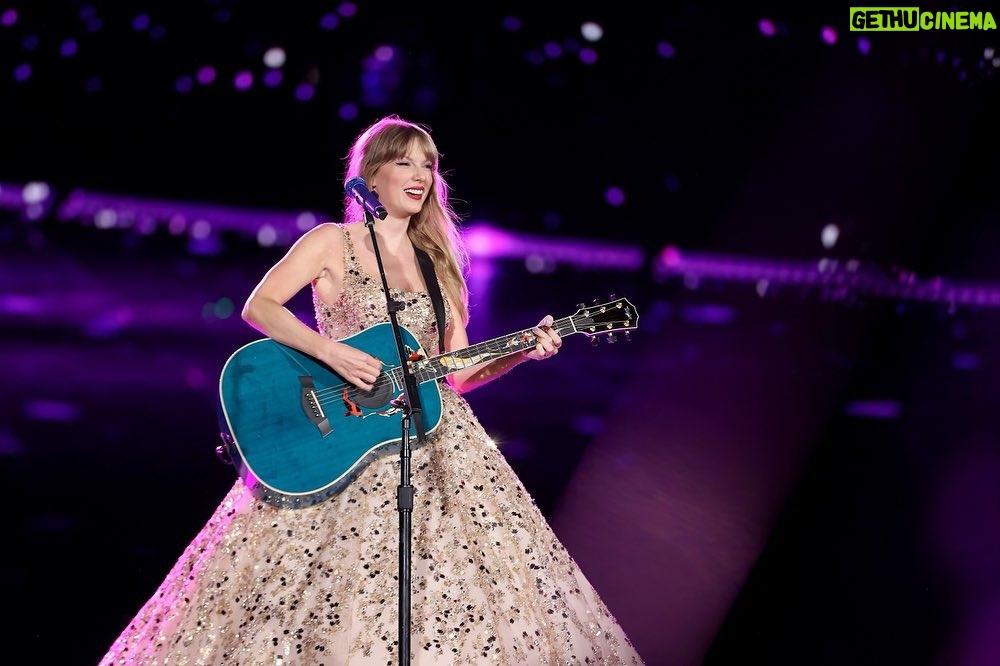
[344,176,387,220]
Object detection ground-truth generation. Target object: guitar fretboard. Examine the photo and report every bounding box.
[390,316,577,387]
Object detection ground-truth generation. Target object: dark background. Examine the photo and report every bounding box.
[3,2,1000,665]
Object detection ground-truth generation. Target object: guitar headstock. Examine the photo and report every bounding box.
[570,295,639,345]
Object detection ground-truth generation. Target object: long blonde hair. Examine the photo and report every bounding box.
[343,115,470,325]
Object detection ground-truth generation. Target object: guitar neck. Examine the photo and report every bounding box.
[406,316,577,385]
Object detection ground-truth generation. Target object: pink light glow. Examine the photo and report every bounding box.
[464,225,517,257]
[758,18,776,37]
[197,66,216,85]
[659,245,683,268]
[233,70,254,91]
[463,222,644,270]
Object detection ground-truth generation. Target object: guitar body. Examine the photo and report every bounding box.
[218,323,442,509]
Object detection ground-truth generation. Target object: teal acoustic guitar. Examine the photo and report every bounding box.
[217,296,639,508]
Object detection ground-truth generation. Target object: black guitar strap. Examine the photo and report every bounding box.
[414,246,446,354]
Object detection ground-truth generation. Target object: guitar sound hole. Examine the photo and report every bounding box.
[348,373,394,408]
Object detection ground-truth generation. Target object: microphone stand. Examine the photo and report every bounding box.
[363,209,423,665]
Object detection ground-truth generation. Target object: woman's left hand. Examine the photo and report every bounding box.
[526,314,562,361]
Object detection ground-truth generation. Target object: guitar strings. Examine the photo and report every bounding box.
[311,371,397,401]
[302,314,634,409]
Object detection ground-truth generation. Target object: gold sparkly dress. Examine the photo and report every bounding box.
[98,227,645,665]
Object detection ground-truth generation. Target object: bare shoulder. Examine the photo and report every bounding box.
[285,222,342,257]
[271,224,346,299]
[301,221,345,245]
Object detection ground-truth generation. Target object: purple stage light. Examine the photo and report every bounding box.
[952,352,981,371]
[196,66,216,85]
[338,102,359,120]
[13,63,30,82]
[24,399,82,423]
[0,181,25,207]
[657,41,676,59]
[295,82,315,102]
[502,16,523,32]
[175,75,194,94]
[579,47,598,65]
[843,399,902,419]
[605,186,625,207]
[233,70,254,91]
[320,13,340,30]
[60,39,78,57]
[263,69,283,87]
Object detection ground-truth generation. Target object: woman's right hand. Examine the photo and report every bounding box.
[326,341,383,391]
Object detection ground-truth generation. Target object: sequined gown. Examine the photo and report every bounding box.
[99,228,645,665]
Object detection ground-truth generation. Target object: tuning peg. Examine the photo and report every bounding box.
[623,331,632,342]
[608,293,617,300]
[606,333,617,344]
[576,302,585,310]
[591,336,600,347]
[592,298,601,305]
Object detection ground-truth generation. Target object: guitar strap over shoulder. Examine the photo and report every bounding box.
[414,246,446,354]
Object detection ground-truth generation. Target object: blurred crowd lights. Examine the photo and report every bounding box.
[654,244,1000,309]
[9,179,1000,310]
[0,180,53,221]
[2,180,647,272]
[1,4,618,103]
[12,4,979,112]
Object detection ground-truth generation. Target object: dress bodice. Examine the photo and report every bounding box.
[312,223,449,355]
